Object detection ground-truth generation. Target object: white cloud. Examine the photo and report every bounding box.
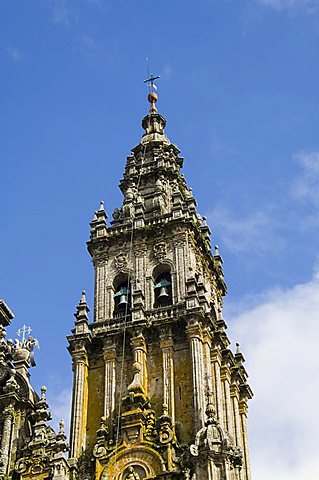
[81,34,97,50]
[292,151,319,207]
[85,0,107,9]
[208,207,282,255]
[228,268,319,480]
[256,0,319,12]
[6,47,22,63]
[50,0,76,26]
[47,387,72,434]
[161,64,173,81]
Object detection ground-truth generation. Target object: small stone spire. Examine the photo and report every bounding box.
[214,245,224,277]
[74,290,90,334]
[75,290,89,319]
[90,200,108,239]
[80,290,87,305]
[235,341,245,365]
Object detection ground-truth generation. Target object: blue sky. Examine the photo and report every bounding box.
[1,1,319,479]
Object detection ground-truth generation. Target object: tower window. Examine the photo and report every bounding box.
[114,281,131,316]
[154,273,172,307]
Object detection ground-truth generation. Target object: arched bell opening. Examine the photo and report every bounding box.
[153,271,172,308]
[113,279,131,317]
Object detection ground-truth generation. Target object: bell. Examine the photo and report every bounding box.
[158,286,170,300]
[118,294,128,308]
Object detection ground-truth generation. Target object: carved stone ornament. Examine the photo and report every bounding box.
[93,444,107,459]
[115,251,128,270]
[122,465,146,480]
[15,458,29,474]
[153,241,167,261]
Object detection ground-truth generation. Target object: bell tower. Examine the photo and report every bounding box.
[68,91,253,480]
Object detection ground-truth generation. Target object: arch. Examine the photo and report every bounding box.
[100,445,165,480]
[153,265,173,308]
[151,260,175,280]
[113,272,130,290]
[113,274,131,317]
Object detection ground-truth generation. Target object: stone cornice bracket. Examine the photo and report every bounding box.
[70,346,89,369]
[213,245,227,296]
[159,325,174,347]
[102,336,117,360]
[90,200,108,240]
[0,299,14,327]
[185,278,200,311]
[186,318,203,341]
[239,383,254,403]
[3,403,15,419]
[130,329,147,353]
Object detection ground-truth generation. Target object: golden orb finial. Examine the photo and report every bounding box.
[147,91,158,113]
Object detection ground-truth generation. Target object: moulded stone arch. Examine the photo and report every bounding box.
[100,445,165,480]
[150,258,175,277]
[113,272,132,290]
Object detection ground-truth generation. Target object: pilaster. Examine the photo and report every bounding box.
[239,388,252,480]
[0,404,14,476]
[103,337,117,430]
[186,319,206,429]
[130,330,148,394]
[230,382,242,448]
[221,354,234,436]
[211,342,224,427]
[159,327,175,422]
[69,344,89,458]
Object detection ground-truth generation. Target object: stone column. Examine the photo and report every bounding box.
[0,405,14,475]
[186,320,206,430]
[103,338,117,429]
[221,360,234,436]
[239,398,251,480]
[94,258,108,321]
[202,328,213,404]
[159,327,175,422]
[211,343,224,427]
[230,383,242,448]
[131,330,147,393]
[134,243,147,291]
[70,348,89,458]
[174,235,187,302]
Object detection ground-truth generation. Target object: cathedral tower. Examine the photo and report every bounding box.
[68,91,253,480]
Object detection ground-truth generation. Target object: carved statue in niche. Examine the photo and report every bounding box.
[122,465,146,480]
[125,466,140,480]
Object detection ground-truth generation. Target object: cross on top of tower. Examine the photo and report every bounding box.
[144,59,160,113]
[17,324,32,343]
[144,73,160,92]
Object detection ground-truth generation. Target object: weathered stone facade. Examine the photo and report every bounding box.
[0,300,69,480]
[0,92,253,480]
[68,93,253,479]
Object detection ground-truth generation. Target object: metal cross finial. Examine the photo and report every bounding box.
[17,325,32,343]
[144,57,160,92]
